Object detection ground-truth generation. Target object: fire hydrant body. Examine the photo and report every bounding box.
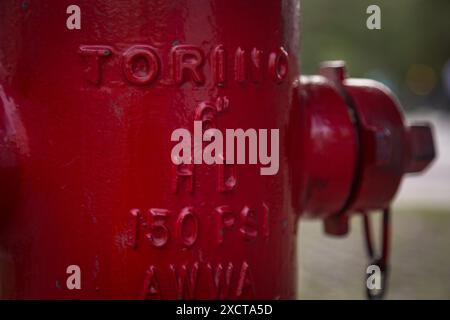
[0,0,434,299]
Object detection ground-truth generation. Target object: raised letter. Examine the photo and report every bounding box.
[212,45,226,86]
[122,45,160,85]
[215,205,235,245]
[236,262,254,298]
[234,47,246,82]
[141,265,161,299]
[240,206,258,241]
[250,48,263,82]
[171,45,205,85]
[176,207,199,248]
[268,47,288,83]
[171,263,199,299]
[78,45,112,85]
[207,262,234,299]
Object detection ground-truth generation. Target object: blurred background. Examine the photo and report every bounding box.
[298,0,450,299]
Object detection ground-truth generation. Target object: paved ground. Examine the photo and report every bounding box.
[297,112,450,299]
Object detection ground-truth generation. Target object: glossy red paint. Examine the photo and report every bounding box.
[0,0,434,299]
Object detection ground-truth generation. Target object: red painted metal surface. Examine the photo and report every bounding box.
[0,0,434,299]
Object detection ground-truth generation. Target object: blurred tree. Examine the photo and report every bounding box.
[300,0,450,111]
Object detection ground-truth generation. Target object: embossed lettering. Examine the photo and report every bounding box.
[240,206,258,241]
[122,45,160,85]
[79,45,112,85]
[215,205,236,245]
[268,47,289,83]
[207,262,234,299]
[147,208,170,247]
[234,47,246,82]
[172,163,195,194]
[128,208,141,249]
[78,44,289,87]
[218,156,237,193]
[250,48,263,82]
[176,207,199,248]
[141,265,161,299]
[171,263,199,299]
[236,261,254,298]
[171,45,205,85]
[212,45,226,86]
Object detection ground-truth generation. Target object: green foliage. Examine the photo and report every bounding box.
[300,0,450,110]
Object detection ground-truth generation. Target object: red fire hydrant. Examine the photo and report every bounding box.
[0,0,434,299]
